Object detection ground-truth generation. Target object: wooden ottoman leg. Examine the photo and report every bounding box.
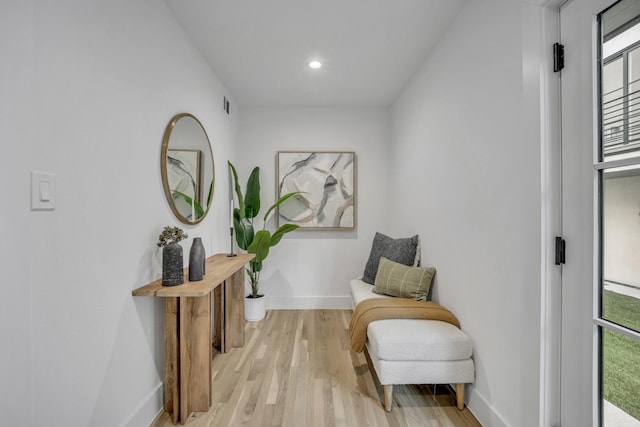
[456,383,465,410]
[383,385,393,412]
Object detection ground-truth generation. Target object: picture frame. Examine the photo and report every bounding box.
[276,151,356,230]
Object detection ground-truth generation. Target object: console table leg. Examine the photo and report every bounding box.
[178,298,191,424]
[175,295,212,424]
[185,294,212,412]
[226,269,245,348]
[213,284,224,353]
[164,298,179,424]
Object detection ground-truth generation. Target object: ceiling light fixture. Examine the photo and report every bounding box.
[309,60,322,69]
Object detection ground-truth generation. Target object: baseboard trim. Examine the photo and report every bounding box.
[467,386,510,427]
[148,407,165,427]
[266,296,352,309]
[122,382,163,427]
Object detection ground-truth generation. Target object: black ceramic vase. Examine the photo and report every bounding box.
[162,242,184,286]
[189,237,206,281]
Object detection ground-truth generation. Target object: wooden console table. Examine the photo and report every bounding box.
[132,253,254,424]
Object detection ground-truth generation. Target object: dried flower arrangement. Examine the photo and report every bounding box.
[157,226,188,247]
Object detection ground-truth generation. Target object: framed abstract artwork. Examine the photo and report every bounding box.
[277,151,356,230]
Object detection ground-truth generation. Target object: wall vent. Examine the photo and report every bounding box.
[223,96,230,115]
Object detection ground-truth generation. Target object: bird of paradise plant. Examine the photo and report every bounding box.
[228,161,301,298]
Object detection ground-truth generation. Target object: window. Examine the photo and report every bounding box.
[598,3,640,425]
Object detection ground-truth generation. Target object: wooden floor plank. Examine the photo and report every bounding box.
[153,310,482,427]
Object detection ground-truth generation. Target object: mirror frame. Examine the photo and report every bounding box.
[161,113,215,225]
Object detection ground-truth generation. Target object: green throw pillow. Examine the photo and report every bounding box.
[373,257,436,301]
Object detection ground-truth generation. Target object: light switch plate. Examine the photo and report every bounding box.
[31,171,56,210]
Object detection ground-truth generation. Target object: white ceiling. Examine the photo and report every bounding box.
[165,0,466,107]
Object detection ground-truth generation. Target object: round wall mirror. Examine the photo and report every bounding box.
[161,113,214,224]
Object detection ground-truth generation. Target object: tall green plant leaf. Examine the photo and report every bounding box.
[248,229,271,263]
[270,223,299,247]
[234,210,254,250]
[244,167,261,219]
[262,191,303,223]
[228,161,245,219]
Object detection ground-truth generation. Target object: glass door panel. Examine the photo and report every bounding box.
[602,168,640,334]
[599,2,640,425]
[603,57,625,153]
[602,328,640,423]
[629,47,640,145]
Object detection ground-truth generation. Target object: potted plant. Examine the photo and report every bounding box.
[157,226,188,286]
[228,161,300,321]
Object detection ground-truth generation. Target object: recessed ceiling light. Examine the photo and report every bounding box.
[309,60,322,69]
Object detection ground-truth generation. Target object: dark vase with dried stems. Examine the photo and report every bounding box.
[162,243,184,286]
[157,226,188,287]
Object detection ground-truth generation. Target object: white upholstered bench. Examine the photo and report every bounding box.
[350,278,475,411]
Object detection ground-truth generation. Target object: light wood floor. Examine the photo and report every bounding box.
[154,310,482,427]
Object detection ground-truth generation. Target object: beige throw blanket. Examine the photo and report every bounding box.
[349,298,460,353]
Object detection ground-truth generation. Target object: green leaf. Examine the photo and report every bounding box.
[228,161,245,219]
[171,190,204,218]
[248,230,271,263]
[262,191,304,223]
[206,180,213,208]
[244,167,261,219]
[250,260,262,273]
[234,211,254,250]
[270,223,299,247]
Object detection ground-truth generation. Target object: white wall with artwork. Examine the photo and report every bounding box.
[236,107,391,308]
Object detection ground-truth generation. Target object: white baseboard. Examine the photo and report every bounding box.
[266,296,352,309]
[467,386,510,427]
[123,382,163,427]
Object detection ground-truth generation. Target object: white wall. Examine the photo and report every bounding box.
[236,107,391,308]
[604,173,640,287]
[0,1,34,425]
[1,0,238,425]
[390,1,543,426]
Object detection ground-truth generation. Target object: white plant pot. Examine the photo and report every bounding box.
[245,295,265,322]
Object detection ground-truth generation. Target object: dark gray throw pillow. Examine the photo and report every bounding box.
[362,232,420,284]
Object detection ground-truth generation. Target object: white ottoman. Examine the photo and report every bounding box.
[350,279,475,411]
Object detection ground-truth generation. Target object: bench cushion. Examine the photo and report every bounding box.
[368,355,475,385]
[351,278,473,362]
[350,278,392,309]
[367,319,472,361]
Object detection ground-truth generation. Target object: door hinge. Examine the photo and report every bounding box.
[555,236,566,265]
[553,42,565,72]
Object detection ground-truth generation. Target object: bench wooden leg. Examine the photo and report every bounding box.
[383,385,393,412]
[456,383,465,410]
